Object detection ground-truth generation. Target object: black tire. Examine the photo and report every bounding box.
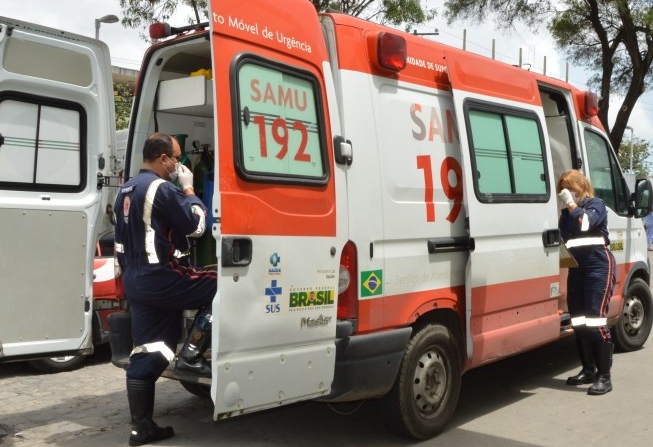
[380,324,462,440]
[613,277,653,352]
[180,380,211,399]
[28,355,87,374]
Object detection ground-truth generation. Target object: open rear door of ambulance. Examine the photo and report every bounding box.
[444,50,562,367]
[209,0,342,418]
[0,18,114,362]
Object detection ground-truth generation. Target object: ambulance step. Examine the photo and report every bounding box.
[161,360,212,385]
[560,312,572,331]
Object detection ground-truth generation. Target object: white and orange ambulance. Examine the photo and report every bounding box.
[2,0,653,438]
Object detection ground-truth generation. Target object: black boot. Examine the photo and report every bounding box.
[126,378,174,446]
[566,337,596,385]
[588,342,613,395]
[175,307,212,376]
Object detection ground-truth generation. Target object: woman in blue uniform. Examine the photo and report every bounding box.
[557,169,615,395]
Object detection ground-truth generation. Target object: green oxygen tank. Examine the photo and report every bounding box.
[174,134,192,170]
[192,140,209,197]
[192,141,217,267]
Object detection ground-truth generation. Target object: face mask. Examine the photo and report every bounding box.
[163,156,179,182]
[570,192,580,204]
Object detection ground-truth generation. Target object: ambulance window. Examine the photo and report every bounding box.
[467,106,547,201]
[3,38,93,87]
[584,129,629,214]
[0,96,85,191]
[233,59,328,185]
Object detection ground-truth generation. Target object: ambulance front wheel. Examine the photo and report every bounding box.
[380,323,462,440]
[28,355,86,374]
[613,278,653,352]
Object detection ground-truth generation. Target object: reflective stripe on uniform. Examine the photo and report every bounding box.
[571,316,607,327]
[189,205,206,238]
[114,242,124,253]
[585,317,608,327]
[566,237,605,248]
[580,213,590,231]
[143,179,165,264]
[130,341,175,363]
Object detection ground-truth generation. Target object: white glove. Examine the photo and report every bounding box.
[177,164,194,191]
[558,188,574,207]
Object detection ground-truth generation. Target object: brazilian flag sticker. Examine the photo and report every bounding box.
[361,270,383,297]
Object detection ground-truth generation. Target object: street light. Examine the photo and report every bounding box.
[95,14,119,40]
[626,125,634,173]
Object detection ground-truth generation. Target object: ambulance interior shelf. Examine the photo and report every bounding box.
[157,76,213,117]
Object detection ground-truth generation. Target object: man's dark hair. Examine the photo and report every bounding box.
[143,132,173,162]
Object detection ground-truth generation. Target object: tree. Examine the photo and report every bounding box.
[119,0,434,36]
[114,83,134,131]
[119,0,207,34]
[443,0,653,154]
[618,136,652,176]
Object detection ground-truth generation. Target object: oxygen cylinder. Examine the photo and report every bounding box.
[174,133,192,170]
[192,144,217,267]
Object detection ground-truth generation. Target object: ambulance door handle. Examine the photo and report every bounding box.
[221,237,252,267]
[427,237,474,254]
[334,135,352,165]
[542,229,561,247]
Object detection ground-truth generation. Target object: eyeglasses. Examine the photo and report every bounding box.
[167,154,182,163]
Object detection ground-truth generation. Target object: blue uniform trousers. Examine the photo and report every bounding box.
[567,245,615,344]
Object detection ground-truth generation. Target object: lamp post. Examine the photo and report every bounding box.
[626,125,634,173]
[95,14,119,40]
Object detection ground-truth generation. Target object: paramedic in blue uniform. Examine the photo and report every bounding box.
[557,169,615,396]
[114,132,217,446]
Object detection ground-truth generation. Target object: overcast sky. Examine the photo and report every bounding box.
[3,0,652,159]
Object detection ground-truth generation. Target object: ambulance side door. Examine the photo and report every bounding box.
[0,18,114,361]
[445,51,561,367]
[209,0,343,418]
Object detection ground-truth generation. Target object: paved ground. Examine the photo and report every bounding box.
[2,333,653,447]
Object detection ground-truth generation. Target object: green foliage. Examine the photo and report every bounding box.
[119,1,434,36]
[618,136,652,176]
[443,0,653,153]
[119,0,208,38]
[114,83,134,131]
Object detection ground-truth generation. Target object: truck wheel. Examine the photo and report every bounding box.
[613,278,653,352]
[180,381,211,399]
[28,355,86,374]
[380,324,462,440]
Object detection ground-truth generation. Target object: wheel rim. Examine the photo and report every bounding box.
[49,356,76,363]
[622,295,646,335]
[412,348,447,418]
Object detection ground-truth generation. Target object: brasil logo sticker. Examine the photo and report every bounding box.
[361,270,382,297]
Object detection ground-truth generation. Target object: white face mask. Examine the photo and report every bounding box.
[570,192,580,204]
[163,156,179,182]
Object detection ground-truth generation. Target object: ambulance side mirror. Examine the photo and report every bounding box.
[334,135,352,166]
[630,178,653,218]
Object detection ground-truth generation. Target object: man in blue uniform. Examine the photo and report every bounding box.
[558,169,615,396]
[114,132,217,445]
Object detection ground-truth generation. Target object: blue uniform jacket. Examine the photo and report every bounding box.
[114,169,208,302]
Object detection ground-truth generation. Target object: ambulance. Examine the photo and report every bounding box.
[2,0,653,439]
[0,17,120,371]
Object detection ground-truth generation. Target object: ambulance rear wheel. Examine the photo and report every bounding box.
[180,381,211,399]
[380,323,462,440]
[613,278,653,352]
